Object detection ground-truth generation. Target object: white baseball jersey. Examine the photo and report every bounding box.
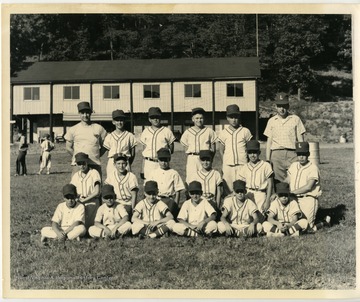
[188,169,222,198]
[268,198,301,223]
[52,201,85,228]
[94,202,128,226]
[178,198,216,225]
[64,122,107,165]
[180,126,217,154]
[133,199,170,222]
[70,168,101,198]
[140,126,176,159]
[103,130,137,158]
[287,161,321,197]
[217,125,252,165]
[222,197,258,224]
[147,168,185,197]
[104,171,138,205]
[40,139,54,152]
[238,160,273,191]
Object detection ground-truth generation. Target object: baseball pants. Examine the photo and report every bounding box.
[132,219,176,236]
[172,221,217,237]
[263,218,308,234]
[84,199,100,230]
[185,154,202,183]
[160,197,179,219]
[217,221,263,237]
[143,158,159,180]
[88,221,132,238]
[41,225,86,240]
[39,151,52,172]
[297,196,319,228]
[270,149,297,183]
[246,190,267,214]
[222,164,243,195]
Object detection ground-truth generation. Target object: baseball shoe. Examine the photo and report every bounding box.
[23,174,27,176]
[76,236,81,242]
[14,174,19,176]
[46,171,50,175]
[324,216,331,227]
[37,172,41,175]
[266,232,285,238]
[138,234,145,240]
[290,231,300,237]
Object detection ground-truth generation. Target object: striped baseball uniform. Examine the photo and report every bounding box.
[39,139,55,174]
[287,161,321,228]
[218,125,252,193]
[180,126,217,183]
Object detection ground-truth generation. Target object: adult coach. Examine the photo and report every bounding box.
[263,93,306,183]
[65,101,107,177]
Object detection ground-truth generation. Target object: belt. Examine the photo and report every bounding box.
[297,194,316,198]
[144,157,158,162]
[187,152,200,156]
[273,148,295,151]
[247,188,266,192]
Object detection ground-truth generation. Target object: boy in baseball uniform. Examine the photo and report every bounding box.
[180,107,217,184]
[218,180,263,237]
[187,149,223,218]
[140,107,176,180]
[263,182,308,237]
[88,184,132,239]
[218,104,253,195]
[146,148,185,219]
[41,184,86,243]
[131,180,175,238]
[172,181,217,237]
[238,140,274,216]
[38,134,55,175]
[70,152,101,230]
[103,109,137,178]
[104,153,139,217]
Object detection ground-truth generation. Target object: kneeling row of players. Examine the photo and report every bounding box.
[40,180,330,243]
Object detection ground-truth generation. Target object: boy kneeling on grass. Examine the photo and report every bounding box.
[41,184,86,244]
[262,182,308,237]
[88,184,132,240]
[131,180,175,239]
[172,181,218,237]
[218,180,263,237]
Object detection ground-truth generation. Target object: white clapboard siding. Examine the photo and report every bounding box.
[92,83,131,114]
[13,84,50,115]
[132,82,171,113]
[53,84,91,114]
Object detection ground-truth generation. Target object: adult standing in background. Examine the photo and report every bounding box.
[65,101,107,178]
[263,93,306,184]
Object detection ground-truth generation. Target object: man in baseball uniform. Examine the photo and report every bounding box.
[180,107,217,184]
[263,182,308,237]
[38,133,55,175]
[41,184,86,243]
[238,140,274,216]
[218,104,253,195]
[88,184,132,239]
[103,109,137,179]
[263,93,306,183]
[172,181,217,237]
[146,148,185,219]
[140,107,176,180]
[132,181,176,239]
[70,152,101,230]
[104,153,139,217]
[65,101,107,178]
[218,180,263,237]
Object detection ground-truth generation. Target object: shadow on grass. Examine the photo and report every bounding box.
[316,204,347,226]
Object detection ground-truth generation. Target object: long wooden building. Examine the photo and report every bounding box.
[10,57,261,143]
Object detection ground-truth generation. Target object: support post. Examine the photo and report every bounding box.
[212,80,215,131]
[170,80,174,133]
[50,82,54,141]
[130,81,134,133]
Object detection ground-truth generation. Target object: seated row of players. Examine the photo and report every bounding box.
[41,139,330,242]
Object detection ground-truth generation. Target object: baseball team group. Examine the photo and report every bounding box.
[26,92,331,244]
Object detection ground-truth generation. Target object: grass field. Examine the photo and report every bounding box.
[8,142,356,290]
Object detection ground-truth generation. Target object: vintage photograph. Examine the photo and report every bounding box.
[2,3,358,299]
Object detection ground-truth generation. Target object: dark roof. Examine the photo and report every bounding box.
[11,57,261,84]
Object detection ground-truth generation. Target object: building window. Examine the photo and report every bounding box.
[185,84,201,98]
[64,86,80,100]
[144,85,160,98]
[227,83,244,97]
[24,87,40,101]
[103,86,120,99]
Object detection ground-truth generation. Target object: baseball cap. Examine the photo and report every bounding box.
[276,182,290,194]
[148,107,162,118]
[62,184,77,198]
[191,107,206,116]
[274,92,289,105]
[233,180,246,193]
[113,153,128,162]
[102,184,116,199]
[157,148,171,159]
[77,101,92,112]
[144,181,158,193]
[75,152,89,163]
[112,109,126,120]
[296,142,310,154]
[246,140,260,152]
[188,181,202,193]
[226,104,241,117]
[199,150,213,160]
